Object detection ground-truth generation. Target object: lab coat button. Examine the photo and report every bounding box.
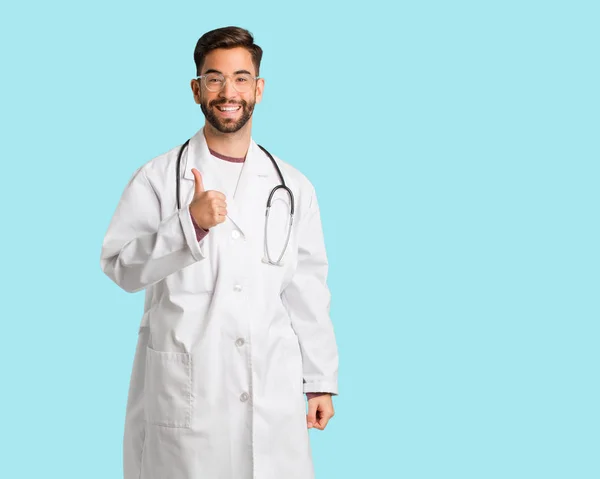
[231,230,240,239]
[235,338,245,347]
[240,392,249,402]
[234,284,243,292]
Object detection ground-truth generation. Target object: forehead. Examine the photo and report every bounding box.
[202,47,255,74]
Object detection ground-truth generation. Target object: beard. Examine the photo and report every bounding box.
[201,97,255,133]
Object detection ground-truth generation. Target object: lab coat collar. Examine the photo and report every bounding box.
[182,127,273,236]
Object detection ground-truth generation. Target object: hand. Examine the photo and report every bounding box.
[306,394,334,430]
[189,168,227,229]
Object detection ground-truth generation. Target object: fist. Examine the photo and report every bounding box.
[188,168,227,229]
[306,394,335,430]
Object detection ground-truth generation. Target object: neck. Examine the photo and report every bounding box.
[203,119,252,158]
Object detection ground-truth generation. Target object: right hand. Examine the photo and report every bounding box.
[188,168,227,229]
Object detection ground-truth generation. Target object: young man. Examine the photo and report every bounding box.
[100,26,338,479]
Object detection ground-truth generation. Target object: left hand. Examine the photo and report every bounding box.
[306,394,335,430]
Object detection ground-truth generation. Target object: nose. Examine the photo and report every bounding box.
[219,78,239,100]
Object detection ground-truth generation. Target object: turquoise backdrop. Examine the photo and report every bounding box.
[0,1,598,478]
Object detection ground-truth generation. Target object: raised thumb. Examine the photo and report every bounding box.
[191,168,205,195]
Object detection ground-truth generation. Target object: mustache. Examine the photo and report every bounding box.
[209,99,246,107]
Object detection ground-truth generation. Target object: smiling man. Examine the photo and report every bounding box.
[100,26,339,479]
[195,51,257,135]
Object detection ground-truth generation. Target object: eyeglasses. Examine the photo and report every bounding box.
[196,73,259,93]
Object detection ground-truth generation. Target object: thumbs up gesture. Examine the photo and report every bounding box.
[188,168,228,229]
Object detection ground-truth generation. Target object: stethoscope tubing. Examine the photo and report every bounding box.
[175,139,294,265]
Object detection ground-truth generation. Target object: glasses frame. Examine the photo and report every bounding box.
[196,73,260,93]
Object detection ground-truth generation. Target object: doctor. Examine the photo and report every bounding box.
[100,26,338,479]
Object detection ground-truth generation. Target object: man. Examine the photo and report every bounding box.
[100,26,338,479]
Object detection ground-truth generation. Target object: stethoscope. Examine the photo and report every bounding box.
[176,139,295,266]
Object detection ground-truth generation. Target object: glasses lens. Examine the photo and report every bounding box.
[232,74,254,92]
[203,73,255,92]
[204,73,225,92]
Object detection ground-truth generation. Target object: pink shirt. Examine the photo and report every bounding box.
[188,148,330,401]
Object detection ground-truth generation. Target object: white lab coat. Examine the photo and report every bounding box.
[100,127,338,479]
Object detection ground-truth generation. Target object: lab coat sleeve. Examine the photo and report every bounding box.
[281,187,339,395]
[100,166,206,293]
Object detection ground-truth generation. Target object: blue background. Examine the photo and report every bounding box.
[1,1,598,477]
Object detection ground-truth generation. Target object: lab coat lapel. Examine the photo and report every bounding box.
[182,128,228,201]
[182,128,272,236]
[226,140,273,236]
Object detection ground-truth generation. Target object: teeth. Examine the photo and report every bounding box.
[218,106,240,111]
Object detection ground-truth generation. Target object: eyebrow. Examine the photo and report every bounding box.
[202,69,254,75]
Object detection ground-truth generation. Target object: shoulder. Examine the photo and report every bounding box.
[140,142,183,179]
[270,149,317,199]
[127,142,185,193]
[256,147,323,226]
[261,149,315,195]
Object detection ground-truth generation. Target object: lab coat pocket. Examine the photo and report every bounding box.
[144,346,192,428]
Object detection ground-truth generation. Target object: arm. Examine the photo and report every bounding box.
[100,167,207,293]
[281,186,339,396]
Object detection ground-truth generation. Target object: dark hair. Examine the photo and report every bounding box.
[194,26,263,76]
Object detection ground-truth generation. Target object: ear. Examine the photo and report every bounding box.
[255,77,265,104]
[190,79,201,105]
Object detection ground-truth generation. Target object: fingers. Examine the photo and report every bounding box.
[203,204,227,226]
[314,407,335,430]
[189,192,227,229]
[307,397,335,431]
[212,200,227,218]
[306,401,318,429]
[191,168,205,196]
[202,192,228,224]
[205,190,226,201]
[212,198,227,209]
[215,206,228,222]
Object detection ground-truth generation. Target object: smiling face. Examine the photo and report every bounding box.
[191,47,264,134]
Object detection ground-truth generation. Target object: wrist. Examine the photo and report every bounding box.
[189,208,208,232]
[306,392,330,400]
